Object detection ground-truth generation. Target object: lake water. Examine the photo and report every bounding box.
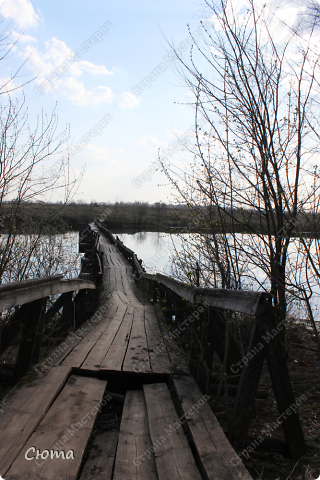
[117,230,320,322]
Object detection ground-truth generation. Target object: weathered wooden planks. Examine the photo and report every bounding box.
[79,431,118,480]
[78,232,188,375]
[0,366,71,475]
[100,306,134,371]
[123,308,151,373]
[61,306,117,368]
[79,304,124,371]
[113,390,157,480]
[143,383,202,480]
[144,309,172,374]
[173,375,253,480]
[6,375,107,480]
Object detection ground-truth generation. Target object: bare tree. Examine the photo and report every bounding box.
[0,27,82,283]
[159,0,320,334]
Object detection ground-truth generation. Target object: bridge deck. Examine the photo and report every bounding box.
[0,227,253,480]
[61,234,188,375]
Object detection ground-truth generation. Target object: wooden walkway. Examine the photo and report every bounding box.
[0,226,253,479]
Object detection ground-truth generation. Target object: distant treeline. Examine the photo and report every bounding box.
[0,201,319,237]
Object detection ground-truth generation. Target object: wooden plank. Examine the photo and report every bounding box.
[173,375,253,480]
[81,304,124,371]
[0,365,71,475]
[100,307,134,371]
[52,318,102,367]
[79,431,118,480]
[144,309,172,374]
[113,390,157,480]
[61,306,118,368]
[123,308,152,374]
[143,383,202,480]
[82,304,127,371]
[116,290,132,306]
[6,375,107,480]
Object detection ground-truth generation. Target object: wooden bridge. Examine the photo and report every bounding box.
[0,223,306,479]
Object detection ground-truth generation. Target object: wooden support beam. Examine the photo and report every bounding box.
[257,306,306,458]
[13,298,47,383]
[59,291,74,334]
[31,296,49,365]
[228,320,266,451]
[210,309,242,374]
[199,306,218,393]
[0,304,27,355]
[74,289,87,327]
[44,293,65,328]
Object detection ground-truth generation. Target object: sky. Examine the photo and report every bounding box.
[0,0,317,204]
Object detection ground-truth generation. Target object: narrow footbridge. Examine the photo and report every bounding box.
[0,222,306,479]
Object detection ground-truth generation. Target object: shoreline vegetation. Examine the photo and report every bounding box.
[1,201,319,237]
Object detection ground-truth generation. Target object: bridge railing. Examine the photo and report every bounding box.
[95,221,306,459]
[0,225,102,385]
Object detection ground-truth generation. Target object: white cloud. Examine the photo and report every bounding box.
[119,92,140,108]
[11,31,37,44]
[22,37,113,81]
[54,77,114,106]
[22,37,73,77]
[117,148,125,153]
[135,136,160,148]
[0,0,40,28]
[20,36,115,105]
[69,60,113,78]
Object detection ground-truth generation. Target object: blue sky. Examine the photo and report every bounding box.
[0,0,212,204]
[0,0,315,204]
